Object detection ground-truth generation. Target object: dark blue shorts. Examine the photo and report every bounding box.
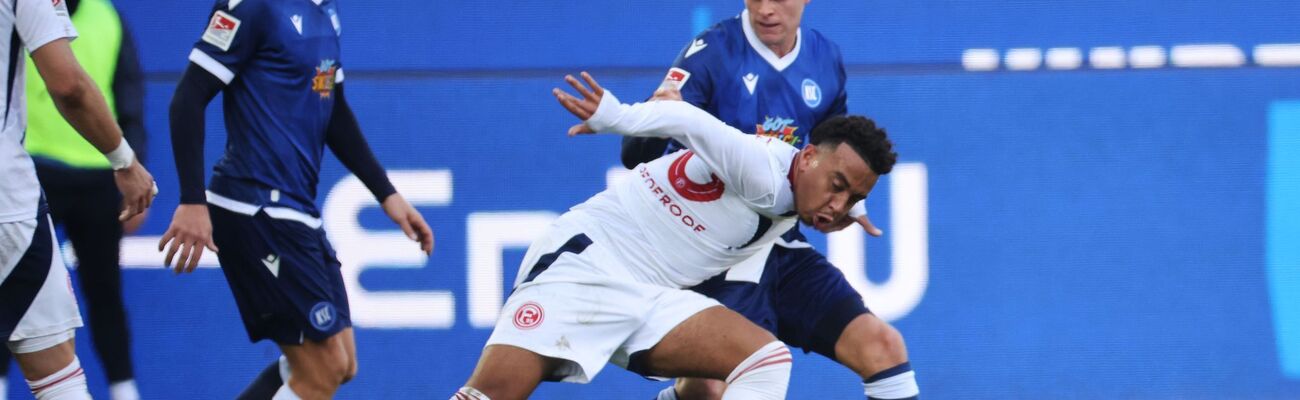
[209,206,350,345]
[691,228,870,361]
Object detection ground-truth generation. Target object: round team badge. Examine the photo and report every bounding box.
[513,302,544,330]
[801,78,822,108]
[309,301,336,331]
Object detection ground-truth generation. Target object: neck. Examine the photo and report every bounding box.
[767,37,796,58]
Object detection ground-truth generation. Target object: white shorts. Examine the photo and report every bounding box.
[485,220,720,383]
[0,211,82,352]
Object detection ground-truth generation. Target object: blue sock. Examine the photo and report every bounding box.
[237,357,286,400]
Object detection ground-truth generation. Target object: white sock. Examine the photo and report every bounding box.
[272,383,301,400]
[109,379,140,400]
[656,386,679,400]
[863,362,919,399]
[451,386,491,400]
[25,357,89,400]
[721,341,792,400]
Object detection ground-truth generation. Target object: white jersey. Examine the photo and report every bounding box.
[561,91,800,289]
[0,0,75,223]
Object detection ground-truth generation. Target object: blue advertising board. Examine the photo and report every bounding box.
[5,1,1300,398]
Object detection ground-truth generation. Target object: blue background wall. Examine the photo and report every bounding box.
[6,0,1300,398]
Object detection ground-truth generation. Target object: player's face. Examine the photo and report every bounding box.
[792,144,879,233]
[745,0,809,50]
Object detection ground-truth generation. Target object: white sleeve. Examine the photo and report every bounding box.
[16,0,76,53]
[585,91,785,208]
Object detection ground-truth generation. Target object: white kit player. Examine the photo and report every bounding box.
[0,0,155,398]
[450,73,897,400]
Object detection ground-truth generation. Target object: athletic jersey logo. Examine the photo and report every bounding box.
[202,11,241,52]
[801,78,822,108]
[756,116,800,146]
[685,38,708,58]
[668,151,725,202]
[743,73,758,95]
[312,60,338,99]
[513,302,544,330]
[291,14,303,35]
[310,302,336,331]
[662,67,691,90]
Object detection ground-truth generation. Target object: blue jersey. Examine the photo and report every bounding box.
[664,10,847,152]
[189,0,345,216]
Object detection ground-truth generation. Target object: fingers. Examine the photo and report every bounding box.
[164,239,180,269]
[565,74,597,102]
[396,213,417,241]
[411,214,434,255]
[186,244,204,273]
[175,243,193,274]
[158,230,175,252]
[856,215,884,237]
[568,123,594,136]
[579,71,603,97]
[553,88,593,120]
[119,201,138,222]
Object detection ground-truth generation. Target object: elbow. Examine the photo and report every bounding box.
[46,76,90,107]
[619,152,640,169]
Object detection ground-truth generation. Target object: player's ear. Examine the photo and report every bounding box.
[798,145,819,170]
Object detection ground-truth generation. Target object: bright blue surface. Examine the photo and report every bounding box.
[1269,101,1300,380]
[3,1,1299,398]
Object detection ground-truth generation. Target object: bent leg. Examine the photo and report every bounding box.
[278,327,356,400]
[638,306,792,400]
[836,315,918,399]
[11,338,89,400]
[459,344,564,400]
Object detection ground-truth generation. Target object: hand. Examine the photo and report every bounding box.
[650,86,682,102]
[819,215,885,236]
[113,161,155,221]
[552,71,604,136]
[159,204,218,274]
[854,215,883,237]
[122,208,148,235]
[382,193,434,255]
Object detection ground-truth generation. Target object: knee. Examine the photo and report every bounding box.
[871,322,908,361]
[839,316,909,377]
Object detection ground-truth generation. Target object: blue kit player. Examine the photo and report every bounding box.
[159,1,434,399]
[623,1,919,399]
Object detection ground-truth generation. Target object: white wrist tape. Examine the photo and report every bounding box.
[105,140,135,170]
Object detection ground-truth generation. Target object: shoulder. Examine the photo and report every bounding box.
[678,16,748,64]
[801,28,845,64]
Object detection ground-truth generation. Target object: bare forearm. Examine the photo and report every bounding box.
[49,70,125,153]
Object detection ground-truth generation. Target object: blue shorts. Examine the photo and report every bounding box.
[691,228,869,361]
[209,206,350,345]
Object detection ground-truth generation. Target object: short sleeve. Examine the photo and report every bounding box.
[16,0,75,53]
[188,0,264,84]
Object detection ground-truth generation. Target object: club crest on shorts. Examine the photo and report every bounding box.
[513,302,544,330]
[310,301,336,331]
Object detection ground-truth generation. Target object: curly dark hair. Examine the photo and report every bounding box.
[808,115,897,175]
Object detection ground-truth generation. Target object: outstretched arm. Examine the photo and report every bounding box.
[554,72,784,207]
